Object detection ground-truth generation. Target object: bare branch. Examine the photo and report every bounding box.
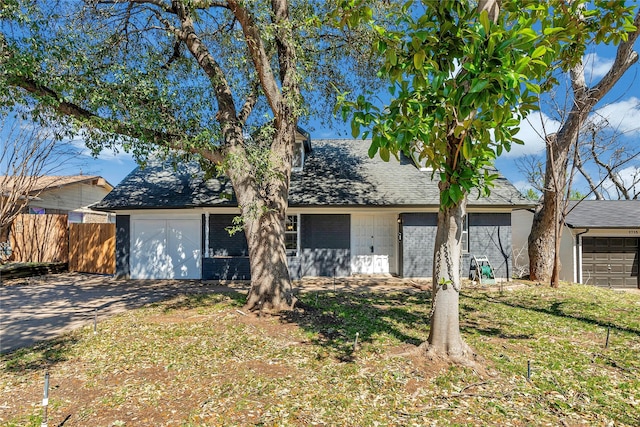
[0,115,81,247]
[100,0,173,13]
[574,146,604,199]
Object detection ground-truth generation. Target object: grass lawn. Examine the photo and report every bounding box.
[1,281,639,426]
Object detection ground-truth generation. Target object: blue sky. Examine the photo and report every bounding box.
[49,33,640,197]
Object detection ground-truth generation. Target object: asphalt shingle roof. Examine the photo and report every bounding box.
[94,139,531,211]
[564,200,640,228]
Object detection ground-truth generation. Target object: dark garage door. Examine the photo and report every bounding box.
[582,237,638,289]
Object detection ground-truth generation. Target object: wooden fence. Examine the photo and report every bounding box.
[10,214,69,263]
[9,214,116,275]
[69,223,116,274]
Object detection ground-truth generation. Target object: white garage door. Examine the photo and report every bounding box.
[131,218,202,279]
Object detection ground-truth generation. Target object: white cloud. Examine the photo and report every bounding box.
[583,52,614,82]
[65,135,133,163]
[501,111,561,158]
[590,97,640,137]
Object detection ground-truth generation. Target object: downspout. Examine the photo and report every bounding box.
[574,228,589,283]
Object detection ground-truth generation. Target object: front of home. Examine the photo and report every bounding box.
[94,138,531,281]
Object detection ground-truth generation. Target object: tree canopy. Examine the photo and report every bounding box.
[0,0,387,311]
[338,0,637,207]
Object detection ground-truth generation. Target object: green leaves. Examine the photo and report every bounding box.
[479,10,491,35]
[413,50,425,70]
[387,48,397,66]
[379,146,390,162]
[469,79,489,94]
[530,45,547,59]
[335,0,638,209]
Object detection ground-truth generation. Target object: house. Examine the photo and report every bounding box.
[1,175,114,223]
[93,138,532,281]
[512,200,640,289]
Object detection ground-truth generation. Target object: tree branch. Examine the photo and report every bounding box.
[101,0,173,13]
[162,1,241,144]
[227,0,283,123]
[8,74,224,163]
[592,9,640,101]
[574,145,604,199]
[238,78,260,124]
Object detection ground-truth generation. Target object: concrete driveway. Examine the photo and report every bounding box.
[0,273,239,354]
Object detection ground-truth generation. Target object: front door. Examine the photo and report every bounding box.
[351,214,396,274]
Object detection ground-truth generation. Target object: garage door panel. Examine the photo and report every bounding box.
[609,253,626,261]
[131,220,169,279]
[582,237,638,289]
[168,220,201,278]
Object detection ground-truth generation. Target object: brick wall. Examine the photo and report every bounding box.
[298,214,351,278]
[400,213,438,277]
[401,212,512,280]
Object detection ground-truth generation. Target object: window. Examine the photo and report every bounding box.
[285,215,299,256]
[461,215,469,253]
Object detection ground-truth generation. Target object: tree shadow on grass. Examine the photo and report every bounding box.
[280,290,431,362]
[461,291,640,336]
[0,289,247,374]
[1,335,81,374]
[459,299,535,340]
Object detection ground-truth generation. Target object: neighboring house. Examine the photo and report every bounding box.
[94,138,532,281]
[512,200,640,289]
[2,175,114,223]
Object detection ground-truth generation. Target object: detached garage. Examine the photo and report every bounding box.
[564,201,640,289]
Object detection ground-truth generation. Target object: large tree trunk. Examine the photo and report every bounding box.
[244,207,295,312]
[417,189,474,363]
[528,133,570,284]
[228,121,297,313]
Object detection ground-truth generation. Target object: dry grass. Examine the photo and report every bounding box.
[1,279,639,426]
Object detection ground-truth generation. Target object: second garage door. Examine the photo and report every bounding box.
[131,218,202,279]
[582,237,638,289]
